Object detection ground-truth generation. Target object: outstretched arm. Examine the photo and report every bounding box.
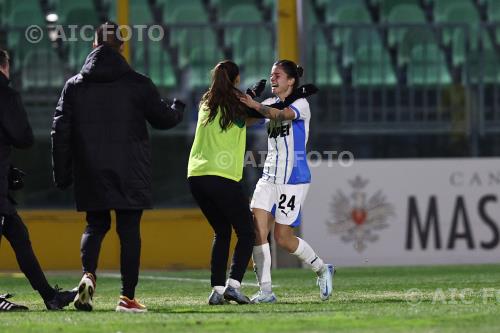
[240,94,296,121]
[143,80,184,129]
[242,83,319,120]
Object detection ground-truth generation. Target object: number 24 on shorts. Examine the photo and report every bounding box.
[278,194,296,211]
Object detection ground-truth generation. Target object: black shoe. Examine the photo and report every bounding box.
[223,286,251,304]
[0,293,29,311]
[44,286,78,310]
[208,290,229,305]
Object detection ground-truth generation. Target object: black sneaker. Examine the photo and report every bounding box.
[208,290,229,305]
[223,286,251,304]
[0,293,29,311]
[44,286,78,310]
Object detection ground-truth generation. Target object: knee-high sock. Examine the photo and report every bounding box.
[252,243,272,292]
[291,237,325,273]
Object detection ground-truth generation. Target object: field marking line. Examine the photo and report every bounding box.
[99,273,279,288]
[0,272,279,288]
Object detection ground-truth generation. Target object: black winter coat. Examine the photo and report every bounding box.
[51,45,183,211]
[0,73,34,215]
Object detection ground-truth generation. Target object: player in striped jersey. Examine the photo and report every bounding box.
[240,60,335,303]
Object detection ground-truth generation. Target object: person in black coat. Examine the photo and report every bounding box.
[0,49,76,311]
[51,22,184,313]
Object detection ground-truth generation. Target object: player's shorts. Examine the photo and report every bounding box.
[250,178,310,227]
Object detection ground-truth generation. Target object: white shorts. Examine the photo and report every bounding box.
[250,178,310,227]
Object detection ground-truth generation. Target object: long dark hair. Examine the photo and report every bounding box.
[200,60,246,131]
[274,59,304,90]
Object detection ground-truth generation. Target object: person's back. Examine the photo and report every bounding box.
[58,45,171,210]
[53,23,183,211]
[188,102,246,182]
[52,22,184,313]
[187,60,255,305]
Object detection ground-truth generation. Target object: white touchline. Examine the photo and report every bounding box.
[0,272,279,288]
[99,273,279,288]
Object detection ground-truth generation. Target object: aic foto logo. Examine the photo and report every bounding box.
[326,175,395,252]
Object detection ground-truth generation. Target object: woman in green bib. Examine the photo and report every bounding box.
[188,60,255,305]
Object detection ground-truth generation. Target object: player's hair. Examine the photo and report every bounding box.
[95,21,124,50]
[200,60,247,131]
[0,49,9,68]
[274,59,303,91]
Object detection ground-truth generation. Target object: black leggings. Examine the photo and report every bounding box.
[81,209,142,299]
[1,212,55,301]
[188,176,255,287]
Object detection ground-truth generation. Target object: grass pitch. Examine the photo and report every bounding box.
[0,265,499,333]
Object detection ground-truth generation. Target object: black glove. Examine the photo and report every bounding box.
[170,98,186,112]
[271,84,319,109]
[8,166,26,191]
[244,83,319,119]
[246,79,267,98]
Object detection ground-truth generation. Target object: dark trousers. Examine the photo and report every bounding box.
[1,212,55,300]
[188,176,255,287]
[81,209,142,299]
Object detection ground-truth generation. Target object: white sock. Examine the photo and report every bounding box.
[213,286,225,294]
[292,237,325,273]
[226,278,241,289]
[252,243,272,292]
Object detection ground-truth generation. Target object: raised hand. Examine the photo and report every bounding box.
[246,79,267,98]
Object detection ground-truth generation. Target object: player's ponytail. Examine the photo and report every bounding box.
[212,62,234,95]
[274,59,303,90]
[201,60,246,131]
